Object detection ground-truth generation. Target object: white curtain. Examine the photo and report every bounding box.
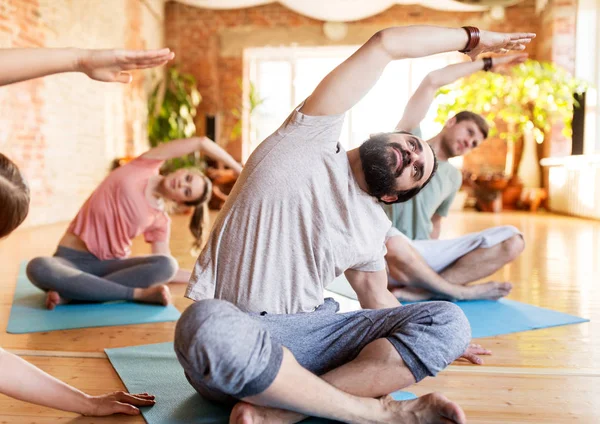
[175,0,489,21]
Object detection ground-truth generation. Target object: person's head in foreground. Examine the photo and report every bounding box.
[359,131,438,204]
[156,167,212,251]
[438,111,489,159]
[0,153,30,239]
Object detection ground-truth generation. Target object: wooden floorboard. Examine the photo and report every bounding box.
[410,371,600,423]
[0,211,599,422]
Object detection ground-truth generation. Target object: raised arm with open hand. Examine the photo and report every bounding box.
[395,53,528,132]
[0,47,174,86]
[301,26,535,117]
[142,136,243,175]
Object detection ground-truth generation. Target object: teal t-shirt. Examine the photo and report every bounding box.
[385,161,462,240]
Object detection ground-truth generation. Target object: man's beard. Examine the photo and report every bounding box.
[359,137,409,200]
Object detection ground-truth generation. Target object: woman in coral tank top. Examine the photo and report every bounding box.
[27,135,242,309]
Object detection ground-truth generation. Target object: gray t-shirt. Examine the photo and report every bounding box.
[385,161,462,240]
[186,105,391,314]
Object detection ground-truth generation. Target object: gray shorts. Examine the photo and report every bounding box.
[174,298,470,404]
[407,225,522,273]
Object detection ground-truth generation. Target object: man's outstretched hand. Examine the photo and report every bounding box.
[467,31,535,61]
[460,343,492,365]
[489,53,529,73]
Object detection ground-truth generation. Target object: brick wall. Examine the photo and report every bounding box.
[0,0,165,228]
[165,0,541,167]
[0,0,577,229]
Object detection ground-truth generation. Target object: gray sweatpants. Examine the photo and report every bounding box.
[26,246,178,302]
[174,298,470,404]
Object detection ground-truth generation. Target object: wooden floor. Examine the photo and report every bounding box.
[0,210,599,423]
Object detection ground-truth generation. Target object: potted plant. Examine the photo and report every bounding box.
[230,80,264,143]
[204,80,265,210]
[147,67,203,174]
[435,60,586,175]
[435,59,587,209]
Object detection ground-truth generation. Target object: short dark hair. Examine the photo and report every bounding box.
[453,111,489,139]
[0,153,30,238]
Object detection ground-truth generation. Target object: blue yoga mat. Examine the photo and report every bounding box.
[106,342,416,424]
[6,262,181,334]
[326,275,589,338]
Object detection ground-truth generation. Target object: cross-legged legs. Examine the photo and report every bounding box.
[387,226,524,300]
[174,298,471,423]
[26,246,177,308]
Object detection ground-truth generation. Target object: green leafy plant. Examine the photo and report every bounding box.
[148,67,203,173]
[230,80,265,142]
[435,60,587,146]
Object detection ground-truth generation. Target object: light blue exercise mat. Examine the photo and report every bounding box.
[6,262,181,334]
[106,342,417,424]
[326,275,589,338]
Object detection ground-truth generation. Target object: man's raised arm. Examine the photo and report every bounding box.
[301,26,534,117]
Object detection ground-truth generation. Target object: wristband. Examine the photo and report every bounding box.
[459,26,480,53]
[483,57,493,71]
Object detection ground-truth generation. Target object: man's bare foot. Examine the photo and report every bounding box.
[133,285,171,306]
[229,402,303,424]
[229,393,465,424]
[381,392,466,424]
[465,281,512,300]
[45,291,68,310]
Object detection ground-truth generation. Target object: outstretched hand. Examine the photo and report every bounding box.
[460,343,492,365]
[489,53,529,73]
[77,48,175,83]
[467,31,535,61]
[84,391,156,416]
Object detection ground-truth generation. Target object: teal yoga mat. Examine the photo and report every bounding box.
[326,275,589,338]
[6,262,181,334]
[106,342,417,424]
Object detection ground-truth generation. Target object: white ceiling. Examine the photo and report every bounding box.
[174,0,492,22]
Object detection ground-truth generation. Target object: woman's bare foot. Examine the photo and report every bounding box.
[229,393,466,424]
[230,402,303,424]
[133,285,171,306]
[381,392,466,424]
[45,291,68,310]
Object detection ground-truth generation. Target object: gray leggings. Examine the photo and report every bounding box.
[26,246,178,302]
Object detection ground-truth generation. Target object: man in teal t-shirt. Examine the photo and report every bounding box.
[381,55,527,301]
[386,159,462,241]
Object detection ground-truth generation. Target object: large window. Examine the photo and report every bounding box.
[575,0,600,154]
[244,46,465,161]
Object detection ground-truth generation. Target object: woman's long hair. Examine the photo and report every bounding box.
[0,153,30,238]
[184,173,213,254]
